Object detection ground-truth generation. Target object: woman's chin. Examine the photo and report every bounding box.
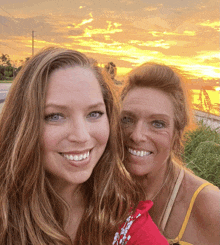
[125,162,151,177]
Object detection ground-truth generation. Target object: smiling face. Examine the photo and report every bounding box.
[121,87,175,177]
[42,66,109,191]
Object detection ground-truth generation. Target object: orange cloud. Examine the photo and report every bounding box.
[149,30,196,37]
[198,20,220,31]
[71,15,94,29]
[129,39,177,49]
[144,7,158,11]
[68,20,123,39]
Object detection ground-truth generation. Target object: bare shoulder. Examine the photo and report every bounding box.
[193,180,220,225]
[184,169,220,216]
[184,169,220,243]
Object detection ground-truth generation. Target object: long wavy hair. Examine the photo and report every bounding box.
[0,47,144,245]
[121,62,193,163]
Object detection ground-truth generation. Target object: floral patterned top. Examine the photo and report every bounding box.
[112,200,169,245]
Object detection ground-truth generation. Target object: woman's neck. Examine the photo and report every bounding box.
[48,174,84,209]
[57,184,85,214]
[137,161,171,200]
[57,184,85,242]
[140,161,181,228]
[47,176,86,241]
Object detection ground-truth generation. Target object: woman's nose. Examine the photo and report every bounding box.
[129,122,149,143]
[67,119,90,143]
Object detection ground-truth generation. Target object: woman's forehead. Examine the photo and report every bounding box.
[122,87,175,118]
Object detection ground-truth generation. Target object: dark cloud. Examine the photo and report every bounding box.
[68,29,84,36]
[140,0,202,8]
[0,15,55,37]
[67,24,75,28]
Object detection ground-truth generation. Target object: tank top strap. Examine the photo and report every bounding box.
[176,182,213,241]
[160,168,185,232]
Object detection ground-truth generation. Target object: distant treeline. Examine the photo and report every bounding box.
[0,53,30,80]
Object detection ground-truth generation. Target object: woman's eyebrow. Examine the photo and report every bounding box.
[45,104,67,110]
[149,114,172,119]
[45,102,105,110]
[87,102,106,110]
[121,110,136,117]
[121,111,172,121]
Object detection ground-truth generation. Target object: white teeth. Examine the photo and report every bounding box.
[128,148,151,157]
[63,151,90,161]
[69,155,74,160]
[73,155,79,161]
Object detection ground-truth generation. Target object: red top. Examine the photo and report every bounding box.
[112,200,169,245]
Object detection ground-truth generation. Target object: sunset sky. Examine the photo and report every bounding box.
[0,0,219,80]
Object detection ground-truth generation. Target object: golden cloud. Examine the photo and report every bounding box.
[199,20,220,31]
[144,7,158,11]
[71,16,94,29]
[68,20,123,39]
[149,30,196,37]
[129,39,177,49]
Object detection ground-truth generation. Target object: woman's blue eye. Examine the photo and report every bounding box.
[87,111,104,119]
[152,120,165,128]
[45,113,64,122]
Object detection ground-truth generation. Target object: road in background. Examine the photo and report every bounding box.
[0,83,12,103]
[0,83,12,112]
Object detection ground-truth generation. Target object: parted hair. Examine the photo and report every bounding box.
[121,62,191,160]
[0,47,143,245]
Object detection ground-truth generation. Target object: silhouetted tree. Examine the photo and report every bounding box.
[104,62,117,80]
[104,62,122,85]
[0,54,11,66]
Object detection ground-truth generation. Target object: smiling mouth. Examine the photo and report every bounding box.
[128,148,152,157]
[61,151,90,161]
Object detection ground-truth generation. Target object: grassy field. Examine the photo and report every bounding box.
[183,123,220,187]
[0,80,13,83]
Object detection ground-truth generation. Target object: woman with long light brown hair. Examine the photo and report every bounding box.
[0,48,169,245]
